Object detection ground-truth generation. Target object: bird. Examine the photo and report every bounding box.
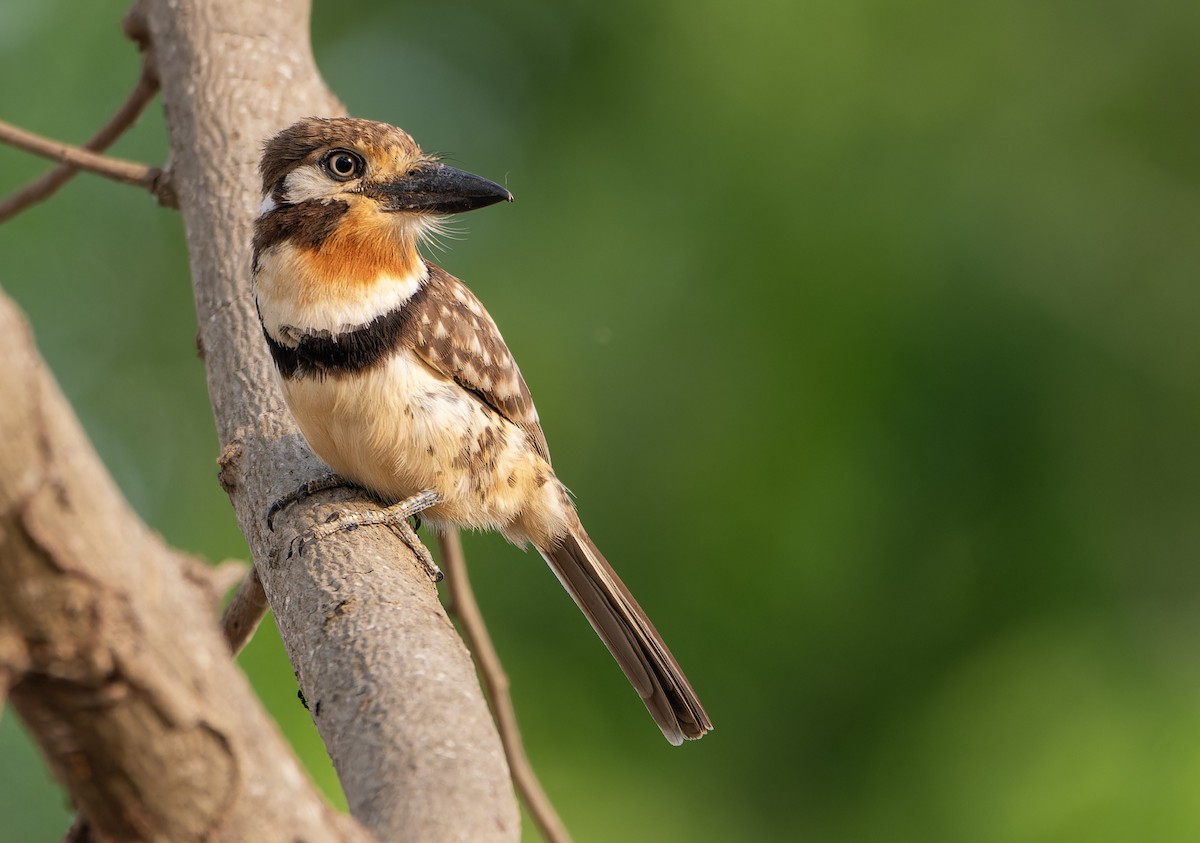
[252,116,711,744]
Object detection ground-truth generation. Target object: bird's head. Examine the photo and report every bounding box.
[252,118,512,332]
[255,117,512,258]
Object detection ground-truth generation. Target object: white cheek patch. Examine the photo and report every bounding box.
[283,165,336,204]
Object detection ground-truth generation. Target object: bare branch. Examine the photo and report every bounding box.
[221,566,269,654]
[0,118,173,206]
[0,59,160,223]
[4,0,522,837]
[128,0,521,837]
[0,288,373,842]
[439,530,574,843]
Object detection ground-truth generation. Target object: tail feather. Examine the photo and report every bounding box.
[539,525,712,744]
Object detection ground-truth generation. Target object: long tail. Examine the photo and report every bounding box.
[538,523,712,745]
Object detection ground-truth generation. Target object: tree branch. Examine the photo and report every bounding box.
[0,118,173,207]
[3,0,522,837]
[126,0,521,838]
[221,565,269,654]
[440,530,573,843]
[0,288,373,842]
[0,58,160,223]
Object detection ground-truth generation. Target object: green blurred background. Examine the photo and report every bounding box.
[3,0,1199,840]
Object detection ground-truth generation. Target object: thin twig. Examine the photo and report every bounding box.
[221,566,269,655]
[438,530,573,843]
[0,59,160,223]
[0,118,173,206]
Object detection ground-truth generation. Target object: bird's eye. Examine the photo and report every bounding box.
[324,149,364,181]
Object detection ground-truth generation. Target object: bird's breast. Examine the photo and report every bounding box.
[253,238,425,337]
[279,349,565,539]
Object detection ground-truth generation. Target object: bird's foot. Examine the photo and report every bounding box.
[267,473,378,531]
[285,490,445,583]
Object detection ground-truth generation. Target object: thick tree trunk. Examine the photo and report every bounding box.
[0,292,372,841]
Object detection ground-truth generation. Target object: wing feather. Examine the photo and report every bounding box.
[404,262,551,461]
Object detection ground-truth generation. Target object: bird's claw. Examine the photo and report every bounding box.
[268,474,361,531]
[279,490,444,583]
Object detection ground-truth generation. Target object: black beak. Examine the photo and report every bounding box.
[375,163,513,214]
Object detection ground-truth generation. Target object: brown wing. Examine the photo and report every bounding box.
[404,262,551,461]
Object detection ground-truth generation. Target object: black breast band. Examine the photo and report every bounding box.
[260,286,426,380]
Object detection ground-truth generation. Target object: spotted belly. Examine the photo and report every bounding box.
[279,349,569,546]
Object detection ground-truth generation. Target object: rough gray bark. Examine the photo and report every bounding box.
[0,0,519,840]
[0,292,372,841]
[129,0,519,839]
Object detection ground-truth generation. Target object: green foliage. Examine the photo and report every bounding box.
[2,0,1199,839]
